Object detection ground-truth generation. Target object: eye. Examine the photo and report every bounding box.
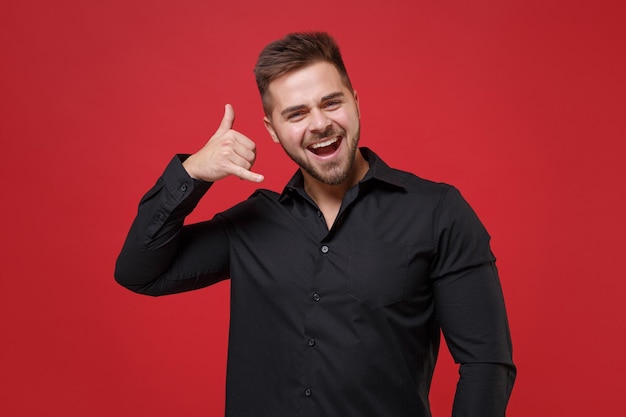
[323,100,342,109]
[287,111,306,121]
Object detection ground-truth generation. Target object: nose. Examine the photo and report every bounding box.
[308,109,332,133]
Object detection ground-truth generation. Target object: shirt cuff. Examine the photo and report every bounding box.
[161,154,213,201]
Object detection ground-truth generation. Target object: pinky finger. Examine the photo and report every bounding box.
[231,165,264,183]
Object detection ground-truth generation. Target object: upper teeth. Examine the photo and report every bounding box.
[310,137,338,149]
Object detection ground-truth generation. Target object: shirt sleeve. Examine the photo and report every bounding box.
[114,155,231,296]
[430,187,516,417]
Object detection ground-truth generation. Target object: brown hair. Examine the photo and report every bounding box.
[254,32,353,115]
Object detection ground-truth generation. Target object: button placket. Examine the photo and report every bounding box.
[303,238,331,404]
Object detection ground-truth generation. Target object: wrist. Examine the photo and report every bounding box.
[182,154,201,180]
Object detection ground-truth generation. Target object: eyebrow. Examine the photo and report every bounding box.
[321,92,345,102]
[280,92,346,118]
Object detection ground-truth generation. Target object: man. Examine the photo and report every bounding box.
[115,32,515,416]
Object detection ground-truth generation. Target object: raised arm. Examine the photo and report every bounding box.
[114,105,263,296]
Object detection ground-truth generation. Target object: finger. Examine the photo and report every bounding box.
[227,150,255,171]
[229,165,264,183]
[230,130,257,151]
[231,140,257,164]
[215,104,235,135]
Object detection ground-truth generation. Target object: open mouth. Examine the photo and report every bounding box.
[307,136,342,156]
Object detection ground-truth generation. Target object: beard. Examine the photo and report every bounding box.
[282,125,361,186]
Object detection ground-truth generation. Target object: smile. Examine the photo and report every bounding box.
[307,136,342,156]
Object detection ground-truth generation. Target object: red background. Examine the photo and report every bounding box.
[2,0,624,415]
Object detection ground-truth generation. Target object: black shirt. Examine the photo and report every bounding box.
[115,148,515,417]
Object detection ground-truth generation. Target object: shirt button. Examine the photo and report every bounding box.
[312,293,320,302]
[317,211,322,217]
[320,245,329,254]
[308,338,316,347]
[304,388,312,397]
[181,183,188,192]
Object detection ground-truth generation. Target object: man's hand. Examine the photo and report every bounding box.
[183,104,264,183]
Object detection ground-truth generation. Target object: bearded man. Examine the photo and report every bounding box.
[115,32,516,417]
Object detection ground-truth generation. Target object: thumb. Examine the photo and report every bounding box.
[215,103,235,135]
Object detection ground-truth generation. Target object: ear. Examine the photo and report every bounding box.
[264,116,280,143]
[353,90,360,119]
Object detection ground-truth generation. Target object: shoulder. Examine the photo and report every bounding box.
[217,188,283,221]
[395,168,453,195]
[363,147,454,203]
[380,164,458,211]
[391,170,478,227]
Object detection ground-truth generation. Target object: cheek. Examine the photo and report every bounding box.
[336,109,358,126]
[279,125,307,144]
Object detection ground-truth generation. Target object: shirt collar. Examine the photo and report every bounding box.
[279,147,406,202]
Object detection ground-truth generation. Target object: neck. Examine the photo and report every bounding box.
[303,150,369,207]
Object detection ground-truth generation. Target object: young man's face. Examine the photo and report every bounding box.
[264,61,361,186]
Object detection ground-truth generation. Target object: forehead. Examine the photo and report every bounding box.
[267,62,348,109]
